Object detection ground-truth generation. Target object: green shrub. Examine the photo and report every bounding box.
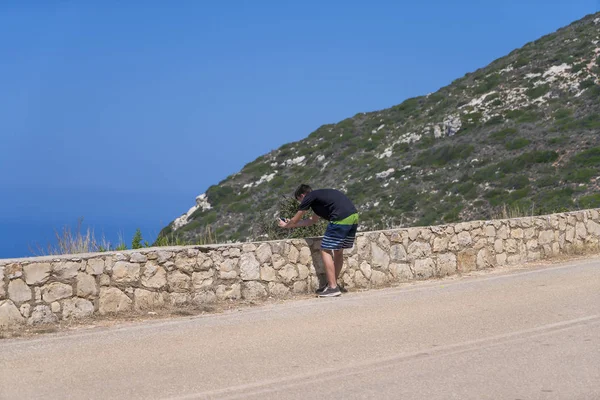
[483,92,500,103]
[206,185,235,206]
[514,55,529,68]
[443,205,464,223]
[588,85,600,98]
[578,114,600,129]
[484,189,510,207]
[414,144,474,166]
[502,174,530,189]
[554,108,573,120]
[505,109,525,120]
[535,188,574,214]
[563,168,596,183]
[570,147,600,167]
[390,97,421,118]
[509,187,531,201]
[521,150,559,164]
[416,207,443,227]
[505,138,531,150]
[578,193,600,209]
[580,79,596,89]
[485,115,505,126]
[472,165,499,183]
[526,84,550,99]
[547,136,568,145]
[535,175,560,188]
[489,127,517,143]
[473,74,501,95]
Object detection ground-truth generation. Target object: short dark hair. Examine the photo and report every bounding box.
[294,184,312,200]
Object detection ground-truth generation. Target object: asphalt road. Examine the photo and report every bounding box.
[1,258,599,400]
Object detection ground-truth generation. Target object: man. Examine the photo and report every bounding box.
[278,184,359,297]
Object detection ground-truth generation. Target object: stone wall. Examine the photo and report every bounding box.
[1,209,599,328]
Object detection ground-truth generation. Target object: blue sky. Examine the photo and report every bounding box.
[1,1,598,258]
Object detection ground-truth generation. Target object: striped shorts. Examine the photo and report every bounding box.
[321,213,359,250]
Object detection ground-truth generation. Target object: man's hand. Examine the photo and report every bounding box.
[278,212,320,229]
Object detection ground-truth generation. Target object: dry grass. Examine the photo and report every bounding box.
[30,217,126,256]
[492,203,536,220]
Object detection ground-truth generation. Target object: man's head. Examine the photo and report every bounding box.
[294,184,312,201]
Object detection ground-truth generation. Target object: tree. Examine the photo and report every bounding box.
[253,196,326,240]
[131,228,148,249]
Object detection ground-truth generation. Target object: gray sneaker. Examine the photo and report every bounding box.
[315,283,328,294]
[318,286,341,297]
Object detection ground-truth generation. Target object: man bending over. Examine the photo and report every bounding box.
[278,184,359,297]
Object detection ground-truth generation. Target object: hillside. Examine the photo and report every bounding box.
[159,12,600,244]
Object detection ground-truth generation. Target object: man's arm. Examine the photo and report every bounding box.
[278,211,320,228]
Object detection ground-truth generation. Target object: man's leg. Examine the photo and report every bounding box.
[321,249,337,288]
[333,249,344,280]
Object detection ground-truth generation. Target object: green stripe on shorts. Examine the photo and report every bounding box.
[331,213,359,225]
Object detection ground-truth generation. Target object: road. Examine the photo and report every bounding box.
[1,258,599,400]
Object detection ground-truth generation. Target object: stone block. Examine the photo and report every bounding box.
[359,261,372,280]
[437,253,457,276]
[477,249,495,269]
[112,262,141,284]
[76,273,98,298]
[268,282,290,298]
[407,242,432,259]
[62,298,94,319]
[8,279,31,304]
[23,263,51,285]
[216,284,241,300]
[457,249,477,272]
[390,244,408,262]
[242,282,267,300]
[496,253,507,266]
[370,243,390,270]
[86,259,105,275]
[256,243,272,264]
[287,246,300,264]
[175,252,197,274]
[142,262,167,289]
[370,270,388,286]
[389,263,412,281]
[433,237,449,252]
[240,253,260,281]
[299,247,312,265]
[279,264,298,283]
[494,239,503,253]
[219,258,238,280]
[52,261,81,280]
[0,300,24,328]
[293,281,308,294]
[242,243,257,253]
[413,258,435,279]
[28,305,57,325]
[130,252,148,263]
[576,222,588,239]
[5,263,23,280]
[192,271,214,290]
[42,282,73,303]
[99,287,132,314]
[297,264,310,280]
[167,271,191,292]
[193,291,216,305]
[157,251,174,264]
[354,270,368,287]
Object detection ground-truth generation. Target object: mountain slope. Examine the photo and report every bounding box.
[160,12,600,244]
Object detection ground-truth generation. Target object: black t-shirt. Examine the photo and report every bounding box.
[298,189,357,221]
